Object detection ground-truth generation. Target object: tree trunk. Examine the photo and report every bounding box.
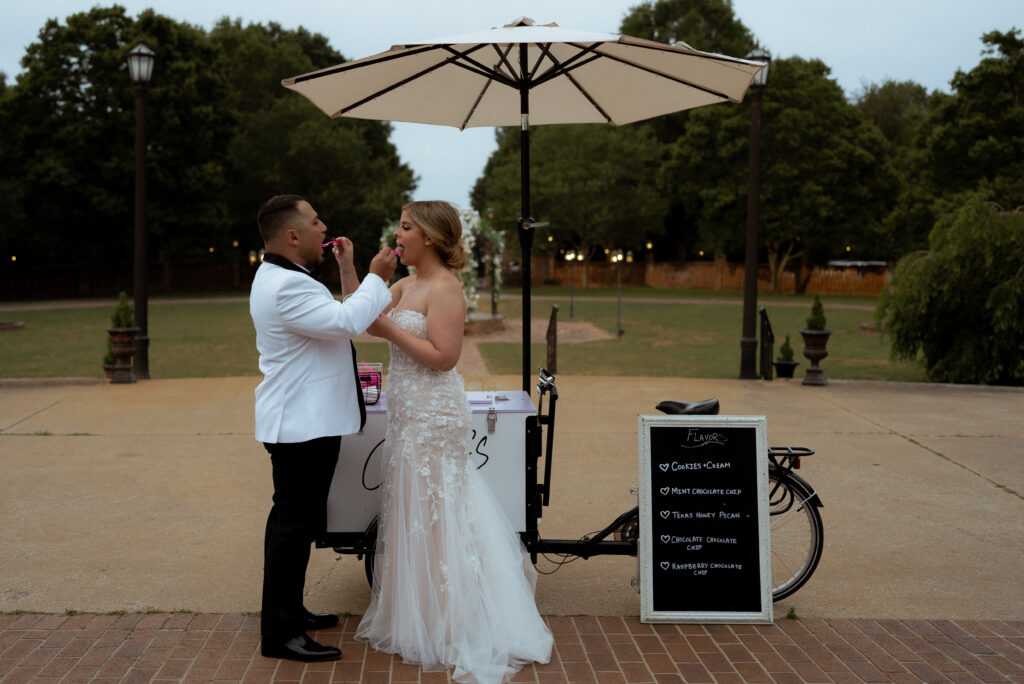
[795,253,813,295]
[767,249,781,294]
[767,241,799,294]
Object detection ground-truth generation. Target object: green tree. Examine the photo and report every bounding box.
[133,10,238,262]
[0,7,144,267]
[855,80,929,152]
[208,19,414,268]
[0,8,414,278]
[616,0,757,261]
[0,7,235,268]
[926,29,1024,206]
[877,195,1024,385]
[472,123,667,269]
[885,29,1024,257]
[660,57,898,291]
[619,0,756,144]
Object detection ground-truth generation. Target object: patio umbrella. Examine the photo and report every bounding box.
[283,17,766,392]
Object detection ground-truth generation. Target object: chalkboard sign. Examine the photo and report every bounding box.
[638,415,771,624]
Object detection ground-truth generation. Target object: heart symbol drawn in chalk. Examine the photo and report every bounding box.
[660,487,670,495]
[659,463,669,472]
[660,510,670,519]
[661,535,671,543]
[660,561,670,571]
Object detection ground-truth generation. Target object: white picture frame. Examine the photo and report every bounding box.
[638,414,772,624]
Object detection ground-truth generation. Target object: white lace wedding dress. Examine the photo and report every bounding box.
[356,309,552,684]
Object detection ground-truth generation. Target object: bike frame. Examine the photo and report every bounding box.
[521,372,634,562]
[520,370,823,565]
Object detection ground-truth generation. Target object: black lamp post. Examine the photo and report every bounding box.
[127,43,155,379]
[739,49,770,380]
[611,249,625,339]
[565,250,577,319]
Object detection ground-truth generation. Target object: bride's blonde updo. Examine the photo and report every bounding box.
[403,201,468,270]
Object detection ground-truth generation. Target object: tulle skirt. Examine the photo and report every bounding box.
[355,400,552,684]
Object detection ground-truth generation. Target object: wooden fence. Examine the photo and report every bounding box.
[520,254,889,296]
[1,254,889,302]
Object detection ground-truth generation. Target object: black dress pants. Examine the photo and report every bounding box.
[261,436,340,642]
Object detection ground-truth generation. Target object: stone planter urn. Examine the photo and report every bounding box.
[799,329,832,386]
[107,327,140,384]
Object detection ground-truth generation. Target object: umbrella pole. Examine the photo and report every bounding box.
[518,44,532,394]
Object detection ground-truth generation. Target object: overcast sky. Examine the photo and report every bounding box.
[2,1,1019,210]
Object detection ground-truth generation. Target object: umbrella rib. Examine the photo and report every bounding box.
[528,43,556,81]
[337,59,452,116]
[287,44,457,85]
[572,42,734,101]
[489,43,519,84]
[531,41,737,101]
[439,45,519,89]
[618,38,758,66]
[458,44,518,130]
[532,51,602,87]
[460,69,497,130]
[335,45,514,117]
[540,50,614,124]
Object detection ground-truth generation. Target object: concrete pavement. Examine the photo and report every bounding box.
[2,373,1023,683]
[1,374,1021,620]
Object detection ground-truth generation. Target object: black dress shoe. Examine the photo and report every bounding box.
[303,610,340,631]
[261,634,341,662]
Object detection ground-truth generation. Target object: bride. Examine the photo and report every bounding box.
[356,201,552,683]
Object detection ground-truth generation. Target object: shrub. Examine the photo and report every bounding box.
[778,335,794,362]
[877,195,1024,385]
[110,291,135,329]
[805,294,827,331]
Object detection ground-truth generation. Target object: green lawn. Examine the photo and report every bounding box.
[0,290,924,381]
[477,292,925,382]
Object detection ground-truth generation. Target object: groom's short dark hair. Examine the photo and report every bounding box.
[257,194,306,243]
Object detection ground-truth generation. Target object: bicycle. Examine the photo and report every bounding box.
[516,368,823,602]
[343,367,824,602]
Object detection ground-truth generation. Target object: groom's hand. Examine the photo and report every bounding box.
[369,248,397,282]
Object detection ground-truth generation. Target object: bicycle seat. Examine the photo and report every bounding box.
[655,399,720,415]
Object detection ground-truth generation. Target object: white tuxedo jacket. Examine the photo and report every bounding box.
[250,260,391,444]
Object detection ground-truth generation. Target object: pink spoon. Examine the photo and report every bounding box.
[322,239,403,255]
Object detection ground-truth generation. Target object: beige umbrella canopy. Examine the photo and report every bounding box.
[284,17,766,390]
[284,18,761,128]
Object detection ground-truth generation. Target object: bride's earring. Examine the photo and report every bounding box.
[425,240,431,245]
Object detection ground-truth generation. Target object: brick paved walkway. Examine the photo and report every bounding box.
[1,613,1021,683]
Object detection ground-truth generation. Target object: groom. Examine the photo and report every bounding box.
[250,194,396,662]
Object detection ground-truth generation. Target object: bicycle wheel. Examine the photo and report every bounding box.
[769,472,823,601]
[362,517,379,588]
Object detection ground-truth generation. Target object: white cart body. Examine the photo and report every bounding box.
[325,390,534,537]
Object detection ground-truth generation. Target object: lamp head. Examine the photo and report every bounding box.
[745,47,770,89]
[126,43,155,85]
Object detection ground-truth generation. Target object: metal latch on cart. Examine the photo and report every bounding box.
[486,408,497,434]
